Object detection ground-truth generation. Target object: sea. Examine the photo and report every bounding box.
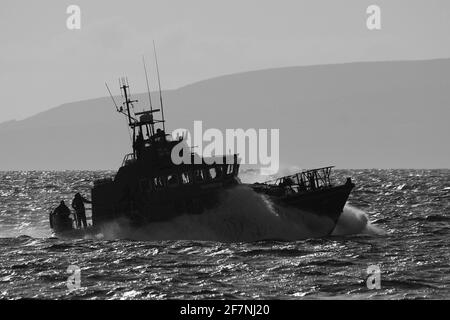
[0,169,448,299]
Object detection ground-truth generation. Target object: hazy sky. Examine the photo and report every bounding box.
[1,0,449,123]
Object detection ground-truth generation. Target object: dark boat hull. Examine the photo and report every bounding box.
[91,176,241,227]
[92,179,352,231]
[52,226,98,239]
[250,182,355,234]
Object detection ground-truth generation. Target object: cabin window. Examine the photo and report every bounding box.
[215,166,224,179]
[209,168,217,180]
[154,176,165,188]
[194,169,204,183]
[167,174,178,187]
[181,172,191,184]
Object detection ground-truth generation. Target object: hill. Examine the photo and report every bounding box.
[1,59,449,170]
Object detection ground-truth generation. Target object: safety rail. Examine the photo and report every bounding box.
[263,166,335,192]
[122,153,136,167]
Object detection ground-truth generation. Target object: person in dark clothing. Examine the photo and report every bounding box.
[50,200,73,230]
[133,130,144,159]
[53,200,71,218]
[71,193,91,229]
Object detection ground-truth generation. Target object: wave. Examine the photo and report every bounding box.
[332,204,385,236]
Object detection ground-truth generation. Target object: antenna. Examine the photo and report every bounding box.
[105,83,120,112]
[142,56,154,112]
[153,40,166,132]
[143,55,155,135]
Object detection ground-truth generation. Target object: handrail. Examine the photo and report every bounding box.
[122,153,136,167]
[262,166,335,190]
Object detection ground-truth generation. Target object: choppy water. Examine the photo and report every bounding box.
[0,169,448,299]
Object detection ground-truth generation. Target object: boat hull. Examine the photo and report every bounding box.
[91,176,241,227]
[52,226,99,239]
[250,182,354,234]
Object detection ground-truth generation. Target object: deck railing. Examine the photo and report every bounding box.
[264,166,335,192]
[122,153,136,167]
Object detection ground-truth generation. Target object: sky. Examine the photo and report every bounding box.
[1,0,450,123]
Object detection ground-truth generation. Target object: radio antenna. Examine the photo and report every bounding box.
[143,55,155,135]
[105,83,120,112]
[142,56,154,112]
[153,40,166,131]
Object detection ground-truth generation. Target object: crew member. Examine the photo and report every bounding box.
[71,193,91,229]
[53,200,71,219]
[50,200,72,229]
[134,130,144,159]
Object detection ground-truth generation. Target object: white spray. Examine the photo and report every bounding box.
[98,185,384,242]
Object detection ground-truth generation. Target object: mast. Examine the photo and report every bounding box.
[106,82,133,145]
[153,41,166,132]
[119,78,139,158]
[120,77,137,127]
